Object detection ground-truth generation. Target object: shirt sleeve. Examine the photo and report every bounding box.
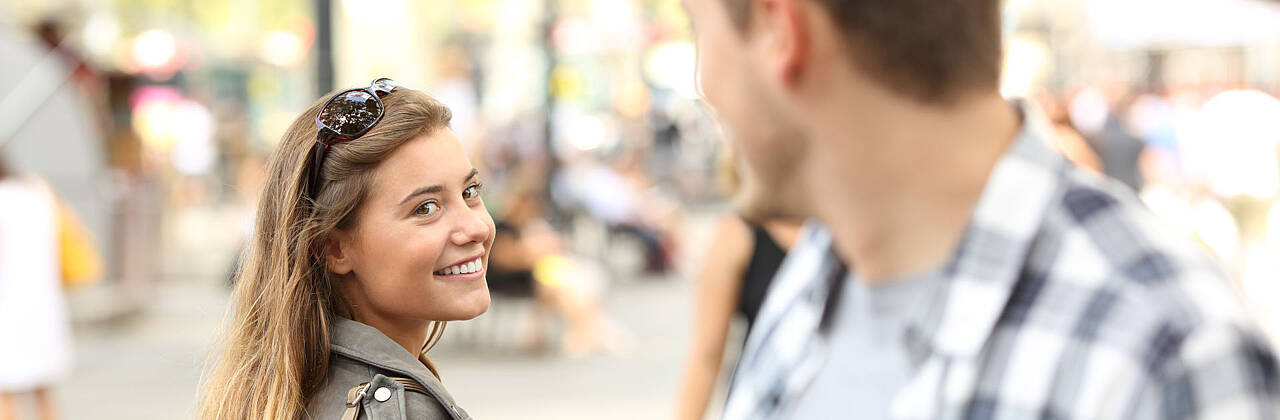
[1131,322,1280,420]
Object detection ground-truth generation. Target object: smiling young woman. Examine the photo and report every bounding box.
[199,80,492,420]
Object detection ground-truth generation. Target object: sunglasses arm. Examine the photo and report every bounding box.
[306,141,329,200]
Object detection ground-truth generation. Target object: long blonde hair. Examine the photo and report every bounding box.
[198,87,453,419]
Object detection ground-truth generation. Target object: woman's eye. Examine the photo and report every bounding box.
[414,201,440,217]
[463,184,482,200]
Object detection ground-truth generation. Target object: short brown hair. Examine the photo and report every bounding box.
[0,152,11,180]
[723,0,1004,103]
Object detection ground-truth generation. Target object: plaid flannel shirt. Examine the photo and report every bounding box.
[722,100,1280,420]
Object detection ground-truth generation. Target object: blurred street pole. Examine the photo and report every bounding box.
[541,0,561,216]
[315,0,334,96]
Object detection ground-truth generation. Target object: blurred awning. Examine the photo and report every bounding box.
[1083,0,1280,49]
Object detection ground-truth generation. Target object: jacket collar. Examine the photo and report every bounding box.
[328,316,460,409]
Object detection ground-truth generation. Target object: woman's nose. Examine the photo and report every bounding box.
[450,207,492,246]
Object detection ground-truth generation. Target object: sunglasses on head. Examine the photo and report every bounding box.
[305,78,402,200]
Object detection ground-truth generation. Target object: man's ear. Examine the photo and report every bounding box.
[757,0,809,85]
[326,230,355,275]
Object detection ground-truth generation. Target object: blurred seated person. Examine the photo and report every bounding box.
[488,189,620,357]
[556,152,682,274]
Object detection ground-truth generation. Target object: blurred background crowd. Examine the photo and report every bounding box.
[1,0,1280,419]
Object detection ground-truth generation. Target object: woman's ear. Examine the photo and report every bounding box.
[326,230,355,275]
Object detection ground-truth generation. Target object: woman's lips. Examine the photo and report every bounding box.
[433,256,484,280]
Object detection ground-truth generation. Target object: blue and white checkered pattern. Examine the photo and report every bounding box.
[722,100,1280,420]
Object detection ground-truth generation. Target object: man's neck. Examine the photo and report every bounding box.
[804,92,1022,284]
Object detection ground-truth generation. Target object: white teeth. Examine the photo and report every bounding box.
[436,258,482,276]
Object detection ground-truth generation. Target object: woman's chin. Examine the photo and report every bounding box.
[441,286,491,321]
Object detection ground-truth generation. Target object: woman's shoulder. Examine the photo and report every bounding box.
[308,354,461,419]
[711,214,754,251]
[308,354,365,417]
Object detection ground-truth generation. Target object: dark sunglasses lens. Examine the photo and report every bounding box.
[318,90,381,137]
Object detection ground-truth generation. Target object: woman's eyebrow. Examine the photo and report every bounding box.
[397,169,479,206]
[399,185,443,206]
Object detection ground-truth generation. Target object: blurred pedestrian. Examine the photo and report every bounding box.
[675,148,802,420]
[199,79,490,419]
[1039,93,1103,174]
[675,215,801,420]
[1087,94,1147,191]
[683,0,1280,418]
[0,152,100,420]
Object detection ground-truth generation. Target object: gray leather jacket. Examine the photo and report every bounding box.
[307,317,472,419]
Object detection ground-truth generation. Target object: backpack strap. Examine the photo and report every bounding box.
[390,377,429,395]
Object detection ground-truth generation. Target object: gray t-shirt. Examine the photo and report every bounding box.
[785,269,944,419]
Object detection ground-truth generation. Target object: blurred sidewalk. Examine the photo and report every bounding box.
[47,204,722,419]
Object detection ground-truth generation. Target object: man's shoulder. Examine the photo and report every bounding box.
[980,171,1279,418]
[1015,168,1263,359]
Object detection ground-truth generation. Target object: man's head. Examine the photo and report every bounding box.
[684,0,1004,220]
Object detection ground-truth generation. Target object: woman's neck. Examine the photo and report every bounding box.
[350,307,433,360]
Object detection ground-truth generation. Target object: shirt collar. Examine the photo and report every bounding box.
[925,98,1070,357]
